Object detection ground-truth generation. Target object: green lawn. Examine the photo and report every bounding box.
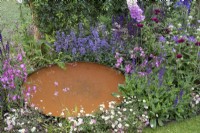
[144,115,200,133]
[0,0,31,40]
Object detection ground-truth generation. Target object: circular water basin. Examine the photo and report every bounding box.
[23,62,125,117]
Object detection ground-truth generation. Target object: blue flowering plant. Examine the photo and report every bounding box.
[53,23,127,66]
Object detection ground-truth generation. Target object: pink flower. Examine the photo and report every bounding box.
[20,64,25,69]
[115,63,121,68]
[125,64,132,74]
[127,0,145,22]
[54,91,59,96]
[63,87,70,92]
[90,119,96,125]
[117,57,123,64]
[54,81,58,86]
[17,54,23,61]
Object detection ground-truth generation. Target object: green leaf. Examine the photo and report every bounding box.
[112,92,121,98]
[150,118,157,128]
[158,118,164,126]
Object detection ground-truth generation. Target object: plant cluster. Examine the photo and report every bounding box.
[53,23,126,66]
[0,33,27,119]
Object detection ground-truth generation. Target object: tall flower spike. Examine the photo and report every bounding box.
[127,0,145,22]
[0,33,2,42]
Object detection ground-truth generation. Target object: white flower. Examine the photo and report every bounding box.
[143,100,146,103]
[188,16,193,19]
[118,118,122,122]
[104,116,110,121]
[60,112,64,116]
[125,124,129,127]
[118,123,122,128]
[58,123,62,127]
[31,127,36,132]
[123,108,127,111]
[177,23,182,27]
[144,105,148,109]
[18,129,26,133]
[111,110,115,115]
[16,0,23,3]
[112,123,115,128]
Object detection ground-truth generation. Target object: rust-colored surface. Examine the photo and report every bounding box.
[23,62,125,117]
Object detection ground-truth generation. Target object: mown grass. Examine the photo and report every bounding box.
[0,0,31,40]
[144,115,200,133]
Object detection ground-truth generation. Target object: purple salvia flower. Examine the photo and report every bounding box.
[0,48,2,57]
[0,33,2,42]
[6,43,9,53]
[172,36,179,42]
[187,36,196,43]
[92,28,99,38]
[159,36,166,43]
[79,47,86,55]
[72,48,77,55]
[158,67,165,87]
[179,90,184,100]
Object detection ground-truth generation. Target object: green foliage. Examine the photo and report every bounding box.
[119,71,194,128]
[22,34,71,72]
[24,0,128,35]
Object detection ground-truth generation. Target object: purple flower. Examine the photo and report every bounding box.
[173,36,179,42]
[125,64,132,74]
[188,36,196,43]
[179,90,184,100]
[72,48,77,55]
[0,33,2,42]
[117,57,123,64]
[159,36,166,43]
[127,0,145,22]
[79,47,86,55]
[175,0,192,14]
[158,67,165,87]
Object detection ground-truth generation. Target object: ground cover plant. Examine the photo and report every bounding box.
[0,0,200,132]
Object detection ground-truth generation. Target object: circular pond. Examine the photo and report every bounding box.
[23,62,125,117]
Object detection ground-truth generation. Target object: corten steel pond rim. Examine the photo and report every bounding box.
[26,61,125,78]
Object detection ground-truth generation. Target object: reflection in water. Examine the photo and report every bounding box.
[23,62,125,117]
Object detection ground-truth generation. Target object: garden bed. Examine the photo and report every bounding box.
[0,0,199,133]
